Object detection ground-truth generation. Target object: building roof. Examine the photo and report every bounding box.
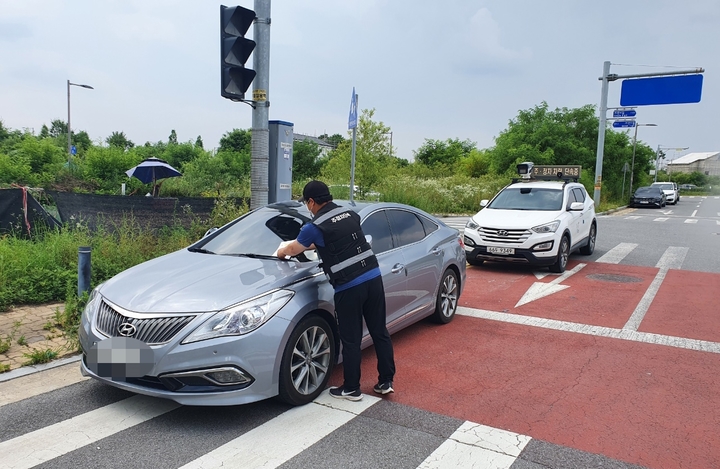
[668,152,720,165]
[293,133,335,148]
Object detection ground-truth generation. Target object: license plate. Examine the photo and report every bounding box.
[487,246,515,255]
[640,201,648,204]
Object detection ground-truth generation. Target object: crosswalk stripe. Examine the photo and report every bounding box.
[595,242,637,264]
[179,391,380,469]
[417,421,531,468]
[0,395,179,469]
[0,362,86,408]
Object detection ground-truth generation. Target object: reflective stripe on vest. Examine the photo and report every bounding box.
[312,206,351,225]
[329,248,375,274]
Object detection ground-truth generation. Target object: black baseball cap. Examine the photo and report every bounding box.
[301,180,333,203]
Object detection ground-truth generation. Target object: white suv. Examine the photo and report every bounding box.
[651,182,679,204]
[464,179,597,273]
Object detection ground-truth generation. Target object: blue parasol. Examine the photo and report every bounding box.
[125,157,182,184]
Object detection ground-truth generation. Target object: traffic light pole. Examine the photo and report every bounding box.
[250,0,271,209]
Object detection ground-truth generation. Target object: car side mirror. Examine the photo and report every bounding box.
[365,234,372,247]
[568,202,584,211]
[480,199,489,208]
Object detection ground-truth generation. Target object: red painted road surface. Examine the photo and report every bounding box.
[330,260,720,469]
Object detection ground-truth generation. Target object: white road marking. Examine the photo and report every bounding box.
[623,247,688,331]
[515,264,586,307]
[457,306,720,355]
[595,243,638,264]
[691,210,698,216]
[418,421,531,469]
[0,395,179,469]
[625,216,642,220]
[654,218,669,222]
[684,219,698,224]
[180,391,380,469]
[0,362,87,407]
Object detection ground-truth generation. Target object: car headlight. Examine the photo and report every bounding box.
[465,219,479,231]
[532,220,561,234]
[182,289,294,344]
[81,286,102,326]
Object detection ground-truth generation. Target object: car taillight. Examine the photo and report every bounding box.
[458,235,465,249]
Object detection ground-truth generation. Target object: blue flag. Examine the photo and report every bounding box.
[348,87,357,130]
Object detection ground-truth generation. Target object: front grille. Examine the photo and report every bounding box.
[478,227,531,244]
[95,300,196,345]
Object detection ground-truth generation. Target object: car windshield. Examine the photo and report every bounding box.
[488,187,564,211]
[654,183,674,190]
[194,204,313,258]
[635,187,661,195]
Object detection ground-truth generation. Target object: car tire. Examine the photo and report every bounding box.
[278,315,335,406]
[467,258,484,266]
[431,269,459,324]
[549,235,570,273]
[579,222,596,255]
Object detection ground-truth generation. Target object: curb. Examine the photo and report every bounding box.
[0,354,81,383]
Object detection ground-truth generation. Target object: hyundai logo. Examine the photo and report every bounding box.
[118,322,137,337]
[497,230,509,237]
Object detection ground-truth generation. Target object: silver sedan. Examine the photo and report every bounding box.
[79,200,466,406]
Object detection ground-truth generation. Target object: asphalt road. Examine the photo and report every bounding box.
[1,197,718,469]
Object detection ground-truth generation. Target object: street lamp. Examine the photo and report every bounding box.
[67,79,94,163]
[629,123,657,194]
[384,131,393,157]
[654,145,689,182]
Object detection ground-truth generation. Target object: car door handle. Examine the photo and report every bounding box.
[431,247,441,255]
[391,264,405,274]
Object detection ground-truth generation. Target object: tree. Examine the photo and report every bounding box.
[414,138,476,167]
[292,139,322,181]
[49,119,68,138]
[195,135,204,149]
[486,102,655,200]
[39,124,50,139]
[321,109,396,192]
[219,129,252,153]
[168,129,178,145]
[106,131,135,151]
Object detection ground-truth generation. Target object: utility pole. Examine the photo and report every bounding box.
[250,0,271,209]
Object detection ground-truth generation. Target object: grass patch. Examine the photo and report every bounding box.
[0,336,10,354]
[23,348,58,365]
[17,335,27,346]
[0,199,249,312]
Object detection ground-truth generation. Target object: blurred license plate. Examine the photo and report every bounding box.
[640,201,649,204]
[488,247,514,255]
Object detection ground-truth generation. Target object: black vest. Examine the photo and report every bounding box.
[312,202,379,287]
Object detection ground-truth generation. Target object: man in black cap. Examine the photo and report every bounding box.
[277,180,395,401]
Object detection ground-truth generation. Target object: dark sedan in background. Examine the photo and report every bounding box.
[79,200,466,406]
[629,186,667,208]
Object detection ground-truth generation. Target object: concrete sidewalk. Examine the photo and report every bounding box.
[0,303,76,373]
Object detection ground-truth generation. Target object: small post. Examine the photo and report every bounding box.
[78,246,91,296]
[121,183,126,195]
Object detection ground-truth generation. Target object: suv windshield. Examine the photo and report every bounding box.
[488,187,564,211]
[654,183,674,190]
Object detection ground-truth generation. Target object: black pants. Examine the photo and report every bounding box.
[334,275,395,392]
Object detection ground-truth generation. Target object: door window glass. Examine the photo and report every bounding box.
[361,210,394,254]
[387,209,426,247]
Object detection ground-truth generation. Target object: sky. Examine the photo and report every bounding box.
[1,0,718,163]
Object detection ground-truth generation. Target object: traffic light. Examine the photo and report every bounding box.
[220,5,256,101]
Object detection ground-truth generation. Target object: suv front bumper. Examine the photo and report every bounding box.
[464,245,558,266]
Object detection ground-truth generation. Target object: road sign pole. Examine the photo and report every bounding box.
[593,61,611,207]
